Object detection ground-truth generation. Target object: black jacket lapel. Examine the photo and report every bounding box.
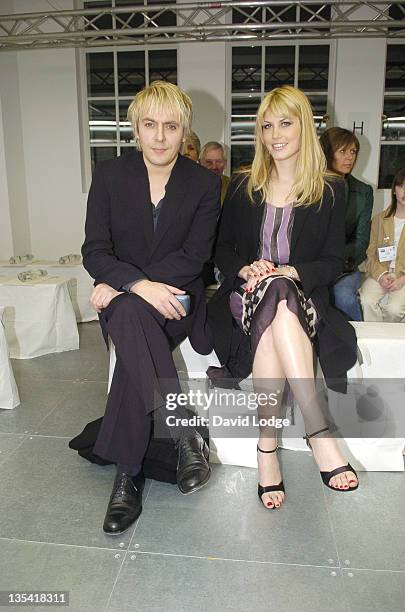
[290,205,311,256]
[123,151,154,247]
[150,155,188,256]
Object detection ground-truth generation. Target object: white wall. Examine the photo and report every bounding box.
[178,42,227,145]
[0,21,32,259]
[17,47,86,258]
[334,37,388,214]
[0,0,86,261]
[0,96,14,259]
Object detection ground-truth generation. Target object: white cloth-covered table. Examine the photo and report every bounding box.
[0,261,96,323]
[0,306,20,409]
[0,276,79,359]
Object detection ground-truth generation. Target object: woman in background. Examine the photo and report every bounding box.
[208,86,358,510]
[359,167,405,321]
[181,130,201,161]
[320,127,374,321]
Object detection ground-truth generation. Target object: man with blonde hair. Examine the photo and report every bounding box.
[82,81,220,534]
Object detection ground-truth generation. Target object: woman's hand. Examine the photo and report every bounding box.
[388,275,405,292]
[249,259,276,276]
[238,260,276,291]
[379,273,395,290]
[90,283,123,312]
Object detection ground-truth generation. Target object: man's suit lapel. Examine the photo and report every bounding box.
[150,155,188,255]
[124,151,154,247]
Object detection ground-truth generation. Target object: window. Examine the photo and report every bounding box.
[82,0,177,171]
[379,44,405,189]
[230,43,330,171]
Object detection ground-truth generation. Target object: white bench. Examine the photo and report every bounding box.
[107,323,405,471]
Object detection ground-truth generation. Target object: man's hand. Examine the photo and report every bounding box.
[131,280,186,319]
[388,275,405,292]
[379,272,395,291]
[90,283,123,312]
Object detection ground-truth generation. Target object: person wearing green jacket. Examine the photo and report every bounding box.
[320,127,374,320]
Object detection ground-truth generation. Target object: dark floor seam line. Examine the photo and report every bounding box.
[0,536,127,553]
[103,550,129,612]
[26,392,76,432]
[23,434,76,439]
[132,551,342,569]
[0,435,29,466]
[127,479,154,551]
[341,566,405,574]
[320,485,349,607]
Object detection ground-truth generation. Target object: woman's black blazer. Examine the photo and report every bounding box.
[208,174,357,390]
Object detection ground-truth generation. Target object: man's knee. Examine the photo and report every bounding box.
[107,293,152,327]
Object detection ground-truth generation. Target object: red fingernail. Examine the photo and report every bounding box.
[267,502,273,507]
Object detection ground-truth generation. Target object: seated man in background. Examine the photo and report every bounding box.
[199,141,230,205]
[82,81,221,535]
[199,141,230,286]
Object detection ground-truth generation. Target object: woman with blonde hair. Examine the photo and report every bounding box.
[359,167,405,321]
[208,85,359,509]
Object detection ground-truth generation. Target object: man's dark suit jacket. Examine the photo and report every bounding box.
[82,150,221,354]
[208,174,358,389]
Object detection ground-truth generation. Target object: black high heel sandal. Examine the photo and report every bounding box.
[303,426,359,492]
[257,445,285,508]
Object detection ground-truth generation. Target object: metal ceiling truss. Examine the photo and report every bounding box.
[0,1,405,51]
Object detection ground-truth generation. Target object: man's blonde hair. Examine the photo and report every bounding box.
[127,81,193,147]
[243,85,332,207]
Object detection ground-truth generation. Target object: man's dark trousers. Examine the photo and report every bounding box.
[94,292,191,468]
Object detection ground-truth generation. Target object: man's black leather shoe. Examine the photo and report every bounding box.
[103,472,144,535]
[176,431,211,495]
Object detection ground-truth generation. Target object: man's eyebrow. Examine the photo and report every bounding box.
[141,117,180,125]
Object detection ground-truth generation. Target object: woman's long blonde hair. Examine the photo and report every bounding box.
[243,86,331,207]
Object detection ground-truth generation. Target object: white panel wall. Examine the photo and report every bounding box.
[0,97,14,259]
[0,40,31,259]
[178,42,227,146]
[334,37,388,214]
[17,47,86,258]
